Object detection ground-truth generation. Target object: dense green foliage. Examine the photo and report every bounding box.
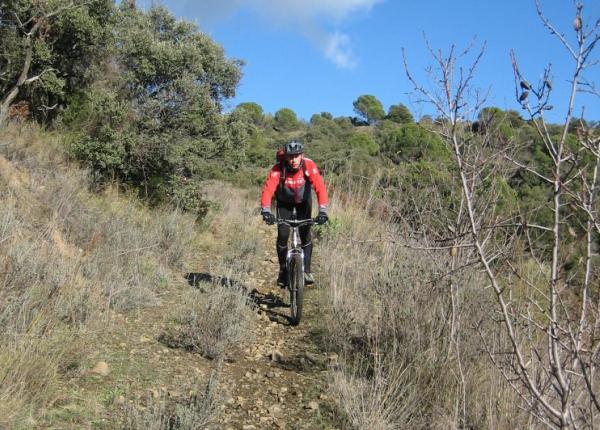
[274,107,299,131]
[60,4,245,216]
[234,102,265,126]
[387,103,414,124]
[1,1,595,232]
[0,0,114,124]
[353,94,385,124]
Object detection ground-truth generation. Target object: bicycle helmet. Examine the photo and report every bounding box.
[284,140,304,155]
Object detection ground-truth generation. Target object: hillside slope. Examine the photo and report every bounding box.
[0,124,337,429]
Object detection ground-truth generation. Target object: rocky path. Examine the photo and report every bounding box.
[214,224,338,429]
[58,207,338,429]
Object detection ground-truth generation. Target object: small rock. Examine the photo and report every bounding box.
[266,371,277,379]
[304,352,326,366]
[90,361,110,376]
[269,404,282,415]
[244,371,253,379]
[150,388,160,398]
[116,395,126,405]
[280,387,288,393]
[305,401,319,410]
[242,425,256,430]
[268,349,284,363]
[225,397,235,405]
[139,335,151,343]
[319,393,329,400]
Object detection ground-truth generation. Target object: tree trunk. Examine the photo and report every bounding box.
[0,87,19,128]
[0,21,40,128]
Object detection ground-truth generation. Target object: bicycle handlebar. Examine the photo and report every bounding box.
[276,218,316,227]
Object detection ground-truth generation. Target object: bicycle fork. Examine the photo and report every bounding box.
[286,227,304,289]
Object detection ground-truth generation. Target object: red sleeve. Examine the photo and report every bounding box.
[260,164,281,209]
[304,159,328,208]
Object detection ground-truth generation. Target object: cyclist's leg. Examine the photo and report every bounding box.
[276,204,293,284]
[297,200,313,274]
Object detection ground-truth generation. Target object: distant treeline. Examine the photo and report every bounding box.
[2,0,597,229]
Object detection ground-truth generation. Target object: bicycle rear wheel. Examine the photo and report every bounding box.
[288,253,304,326]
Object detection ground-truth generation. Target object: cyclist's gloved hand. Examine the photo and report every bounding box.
[315,211,328,225]
[261,209,276,225]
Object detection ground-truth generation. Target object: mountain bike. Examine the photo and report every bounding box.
[275,217,316,326]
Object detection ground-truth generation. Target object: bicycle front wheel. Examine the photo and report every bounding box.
[288,253,304,326]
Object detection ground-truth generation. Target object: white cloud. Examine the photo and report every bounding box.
[181,0,383,68]
[252,0,383,21]
[324,32,357,69]
[252,0,383,69]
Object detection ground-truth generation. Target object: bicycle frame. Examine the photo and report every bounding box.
[272,215,316,325]
[275,218,314,288]
[287,224,304,277]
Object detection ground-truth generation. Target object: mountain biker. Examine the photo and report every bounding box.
[260,140,328,287]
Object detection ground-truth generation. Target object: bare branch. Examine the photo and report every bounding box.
[535,0,578,60]
[503,153,554,184]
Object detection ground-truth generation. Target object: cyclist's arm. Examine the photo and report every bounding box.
[260,165,281,210]
[304,159,328,212]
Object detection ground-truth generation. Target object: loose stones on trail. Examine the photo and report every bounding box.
[90,361,110,376]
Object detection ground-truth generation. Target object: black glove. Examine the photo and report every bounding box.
[315,211,328,225]
[261,210,276,225]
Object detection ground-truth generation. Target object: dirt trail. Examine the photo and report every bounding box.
[213,223,337,429]
[73,218,338,429]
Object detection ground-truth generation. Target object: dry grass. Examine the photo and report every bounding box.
[121,372,221,430]
[318,181,531,429]
[0,123,200,427]
[160,276,255,359]
[160,182,261,360]
[330,358,422,430]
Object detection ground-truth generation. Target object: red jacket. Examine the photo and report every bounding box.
[261,158,328,210]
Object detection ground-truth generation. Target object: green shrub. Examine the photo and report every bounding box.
[274,107,299,131]
[378,123,450,164]
[348,132,379,156]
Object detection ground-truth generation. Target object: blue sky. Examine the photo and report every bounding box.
[137,0,600,124]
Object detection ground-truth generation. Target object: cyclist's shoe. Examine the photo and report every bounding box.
[277,270,287,288]
[304,272,315,285]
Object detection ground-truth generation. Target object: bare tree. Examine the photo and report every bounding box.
[403,2,600,428]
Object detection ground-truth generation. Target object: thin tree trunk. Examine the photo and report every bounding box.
[0,89,18,127]
[0,20,40,128]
